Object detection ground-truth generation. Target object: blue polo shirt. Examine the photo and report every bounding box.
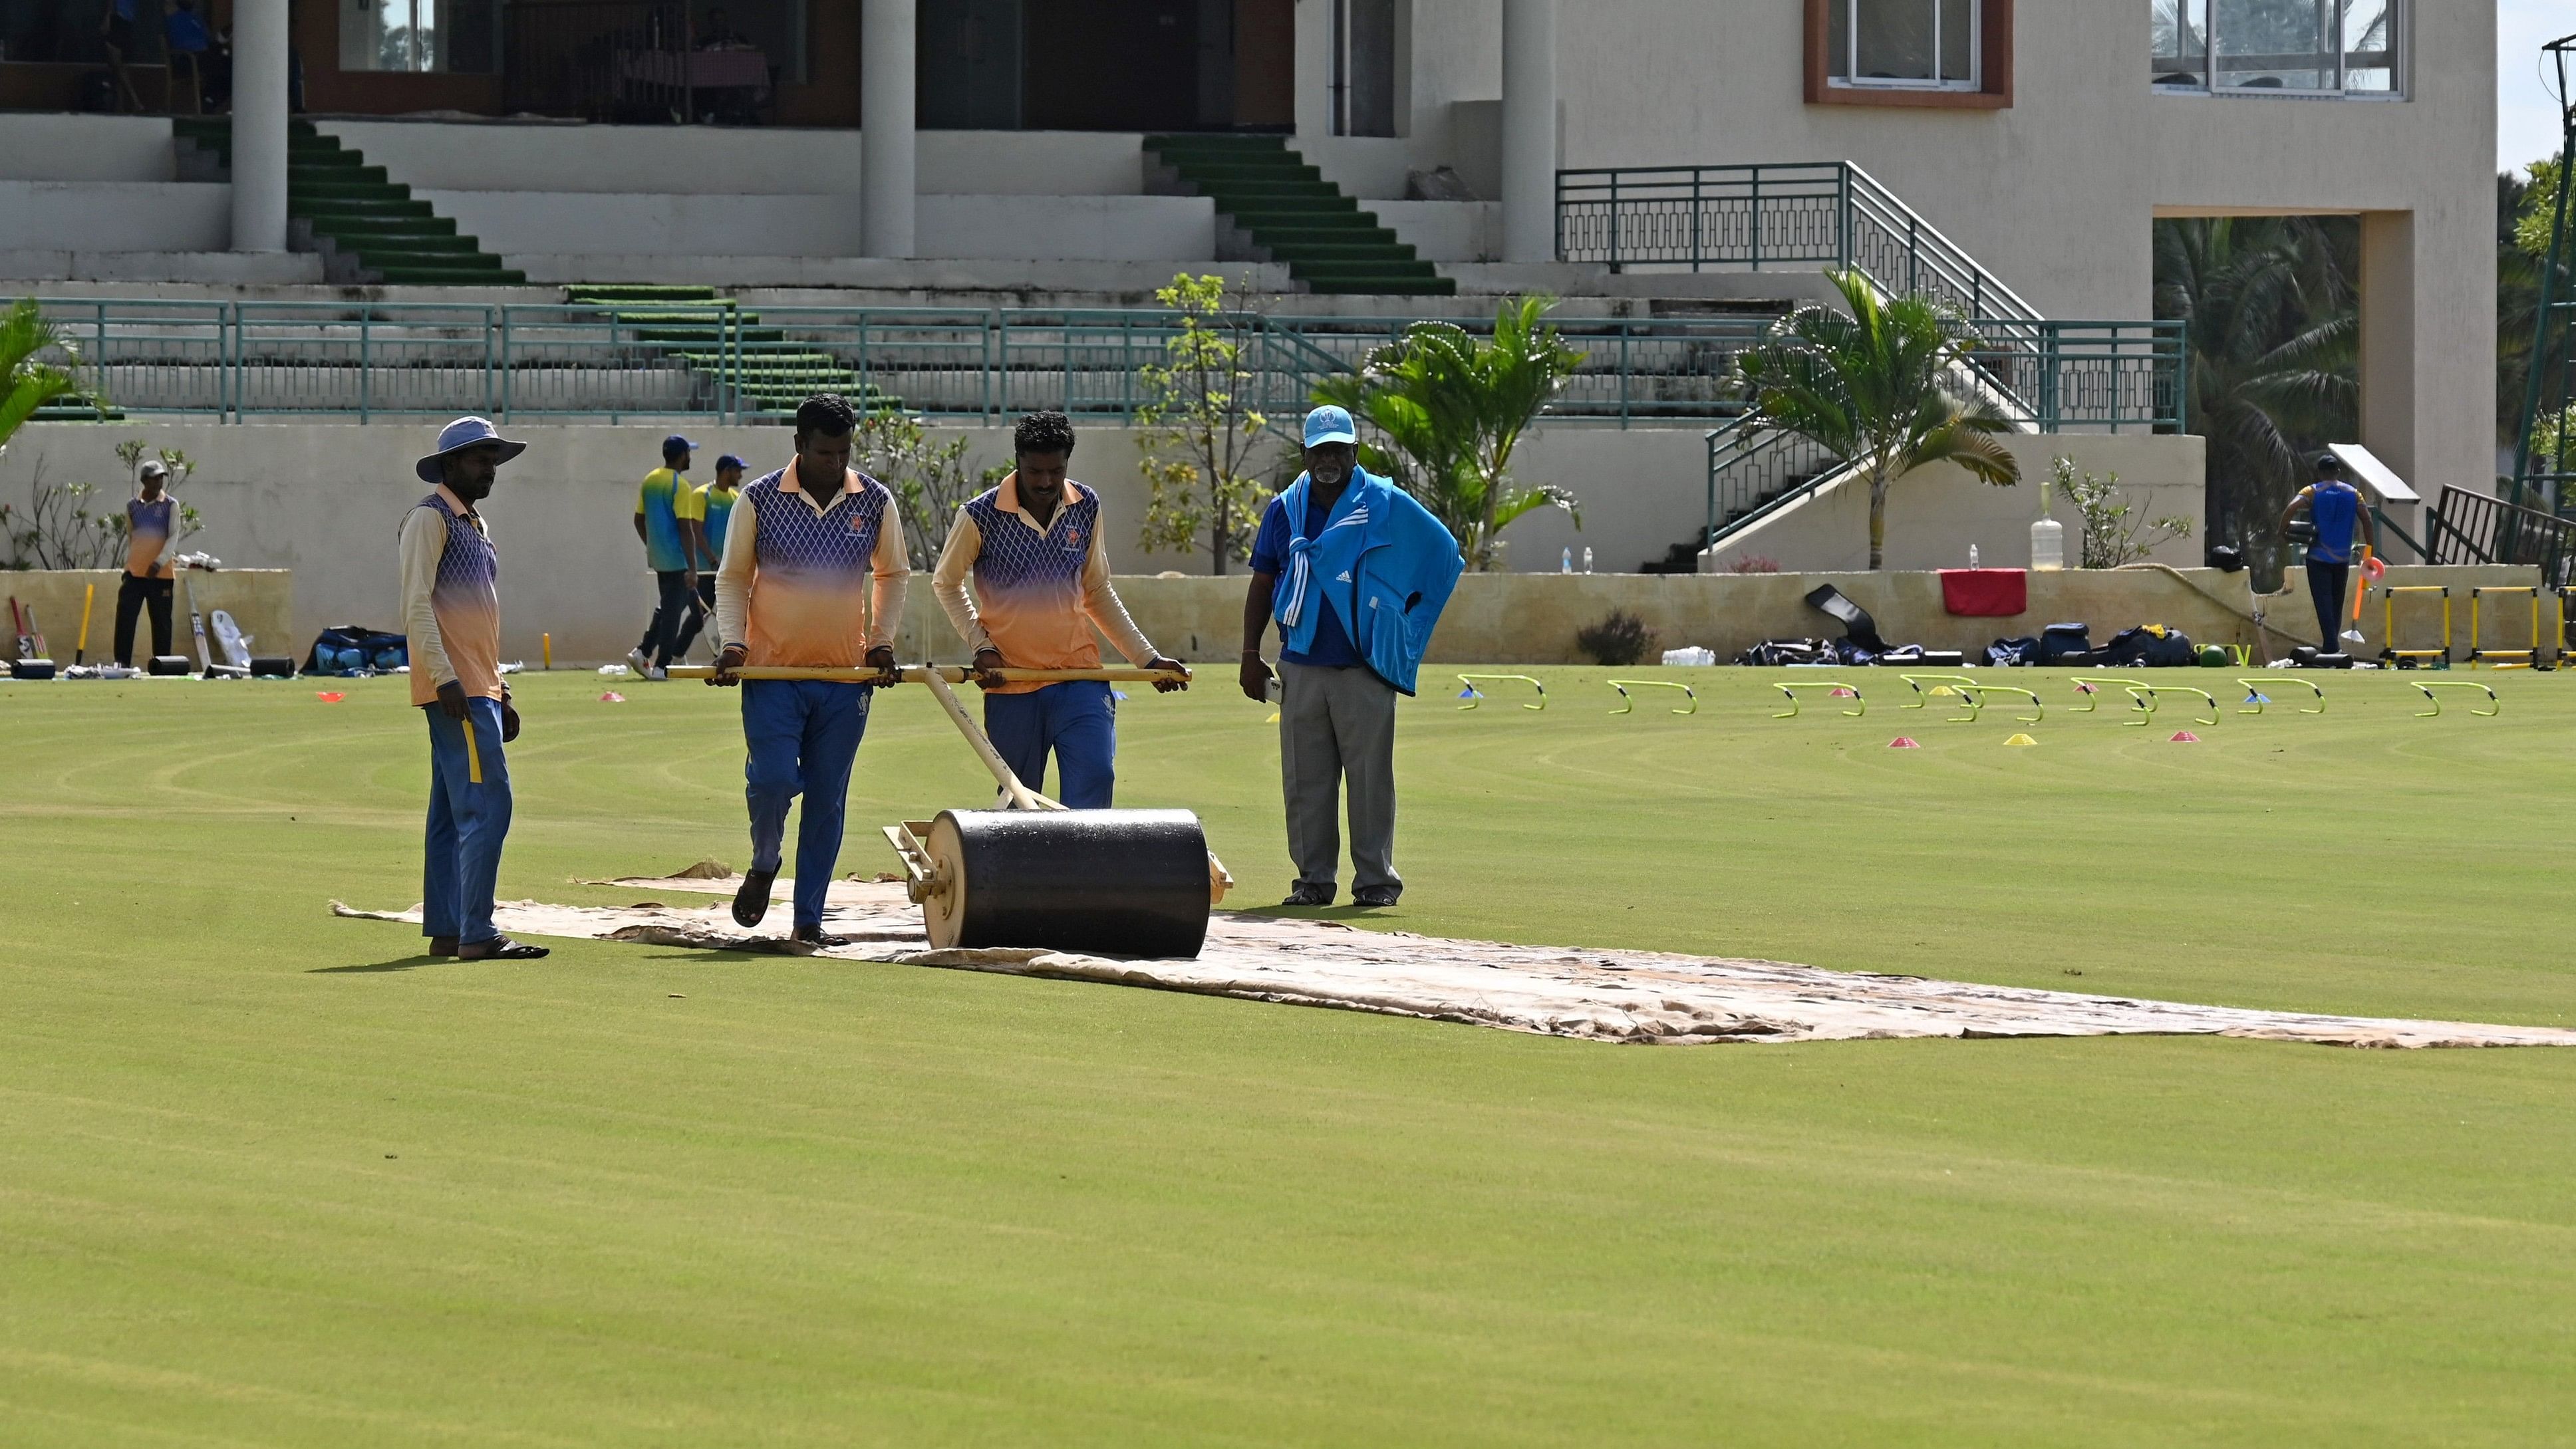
[1250,491,1363,668]
[2306,480,2362,565]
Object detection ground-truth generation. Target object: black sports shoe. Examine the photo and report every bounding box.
[1280,882,1334,907]
[791,922,847,947]
[732,867,776,928]
[1352,885,1400,909]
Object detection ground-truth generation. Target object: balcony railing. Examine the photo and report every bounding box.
[25,300,1775,428]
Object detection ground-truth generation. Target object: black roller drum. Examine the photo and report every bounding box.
[923,809,1211,959]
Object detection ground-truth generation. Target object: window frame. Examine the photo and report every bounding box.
[2150,0,2408,100]
[1804,0,2013,110]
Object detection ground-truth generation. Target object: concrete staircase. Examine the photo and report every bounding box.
[563,285,897,416]
[1144,134,1452,297]
[172,118,523,285]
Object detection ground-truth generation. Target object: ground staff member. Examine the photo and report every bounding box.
[400,417,547,962]
[2282,452,2377,648]
[114,459,178,667]
[689,454,744,618]
[1240,405,1463,908]
[709,395,908,944]
[932,410,1189,808]
[629,434,705,680]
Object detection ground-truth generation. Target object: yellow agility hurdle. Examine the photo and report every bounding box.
[2069,676,2148,715]
[1606,679,1697,715]
[1773,681,1866,718]
[2122,684,2219,727]
[2235,677,2325,715]
[1897,673,1978,712]
[2470,585,2542,668]
[2412,681,2500,718]
[1457,674,1546,710]
[2382,585,2450,667]
[1955,684,2044,724]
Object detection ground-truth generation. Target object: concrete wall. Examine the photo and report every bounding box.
[0,115,178,182]
[0,182,229,253]
[1701,434,2210,575]
[317,122,1149,197]
[0,251,324,283]
[0,569,293,666]
[421,191,1215,261]
[1106,563,2547,667]
[1372,200,1498,263]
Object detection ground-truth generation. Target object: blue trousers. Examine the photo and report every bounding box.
[422,697,512,947]
[983,680,1116,808]
[742,678,873,929]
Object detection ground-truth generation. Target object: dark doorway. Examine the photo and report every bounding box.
[919,0,1020,127]
[1021,0,1197,130]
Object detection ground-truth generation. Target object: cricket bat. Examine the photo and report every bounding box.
[21,602,45,660]
[8,596,31,660]
[75,581,94,665]
[185,573,214,675]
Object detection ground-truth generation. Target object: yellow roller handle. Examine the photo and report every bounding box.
[665,664,1189,685]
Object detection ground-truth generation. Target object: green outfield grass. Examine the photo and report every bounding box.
[3,664,2572,1446]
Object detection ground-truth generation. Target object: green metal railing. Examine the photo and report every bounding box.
[25,299,1773,428]
[1557,162,2187,441]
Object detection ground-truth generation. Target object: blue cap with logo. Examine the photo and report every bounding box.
[714,453,746,472]
[1303,405,1357,449]
[662,434,697,461]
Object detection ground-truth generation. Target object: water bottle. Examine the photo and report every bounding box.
[1969,544,1981,569]
[1582,547,1594,573]
[1561,547,1573,573]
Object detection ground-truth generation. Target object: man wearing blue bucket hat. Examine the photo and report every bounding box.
[400,416,547,960]
[1240,404,1463,908]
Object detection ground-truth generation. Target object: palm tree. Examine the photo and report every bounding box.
[1312,295,1585,570]
[0,298,83,454]
[1731,269,2018,570]
[2151,217,2355,583]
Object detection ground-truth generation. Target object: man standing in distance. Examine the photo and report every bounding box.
[629,434,704,680]
[932,410,1189,808]
[2281,452,2377,648]
[1240,405,1463,908]
[114,459,179,668]
[688,453,745,624]
[708,395,909,944]
[400,418,547,961]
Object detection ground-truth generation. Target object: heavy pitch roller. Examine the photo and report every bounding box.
[668,663,1232,958]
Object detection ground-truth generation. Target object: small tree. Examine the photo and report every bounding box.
[1311,295,1585,570]
[857,406,982,572]
[1,298,86,456]
[1733,269,2019,569]
[1135,273,1274,574]
[2053,455,2192,568]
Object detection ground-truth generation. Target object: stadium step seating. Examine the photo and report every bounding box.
[1143,134,1453,297]
[172,118,525,286]
[561,285,901,418]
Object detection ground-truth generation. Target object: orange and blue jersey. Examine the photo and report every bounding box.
[125,494,175,579]
[398,486,503,706]
[637,466,691,571]
[931,473,1155,693]
[712,463,909,670]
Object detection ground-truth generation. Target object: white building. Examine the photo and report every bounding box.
[0,0,2495,585]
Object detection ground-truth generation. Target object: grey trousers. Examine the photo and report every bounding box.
[1278,660,1400,894]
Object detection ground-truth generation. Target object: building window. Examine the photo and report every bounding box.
[342,0,500,73]
[1805,0,2011,110]
[2152,0,2402,96]
[1828,0,1978,90]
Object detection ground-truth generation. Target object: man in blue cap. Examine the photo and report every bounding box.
[629,434,704,680]
[400,417,547,960]
[1240,404,1463,908]
[684,453,746,624]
